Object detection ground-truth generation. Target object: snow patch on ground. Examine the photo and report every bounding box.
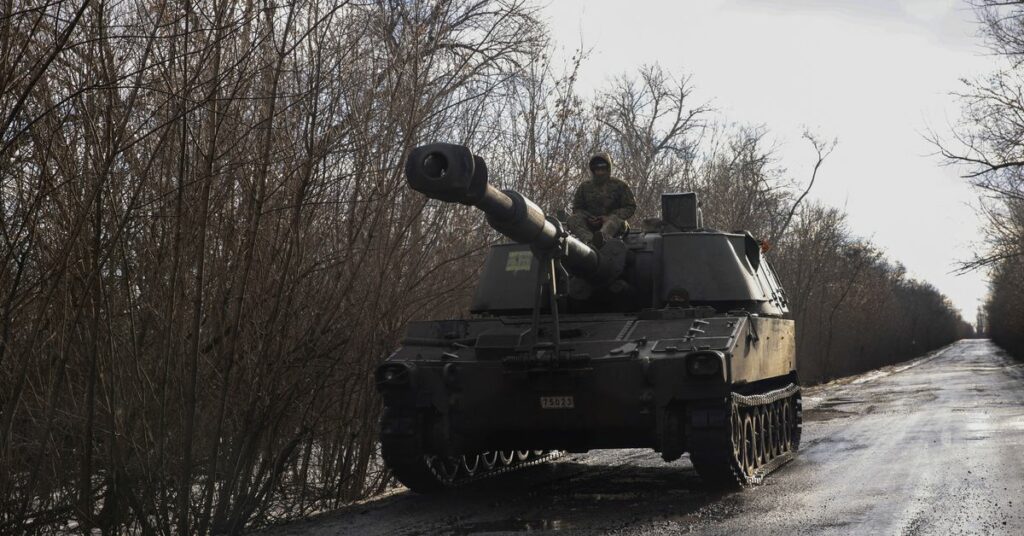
[801,343,956,410]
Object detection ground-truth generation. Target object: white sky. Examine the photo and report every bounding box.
[544,0,994,321]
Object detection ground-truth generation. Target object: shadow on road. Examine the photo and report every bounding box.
[440,460,732,534]
[276,457,738,535]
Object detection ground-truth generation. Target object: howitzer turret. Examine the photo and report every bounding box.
[377,143,802,493]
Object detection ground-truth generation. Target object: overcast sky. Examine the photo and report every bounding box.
[543,0,994,321]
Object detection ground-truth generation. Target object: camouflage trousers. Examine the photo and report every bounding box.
[565,213,626,244]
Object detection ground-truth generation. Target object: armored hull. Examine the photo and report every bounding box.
[377,144,801,491]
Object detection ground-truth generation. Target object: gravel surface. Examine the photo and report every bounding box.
[255,339,1024,535]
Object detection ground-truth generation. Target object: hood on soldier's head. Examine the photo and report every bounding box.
[589,152,614,182]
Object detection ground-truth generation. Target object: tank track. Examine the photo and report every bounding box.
[383,384,800,493]
[688,383,802,488]
[381,438,563,493]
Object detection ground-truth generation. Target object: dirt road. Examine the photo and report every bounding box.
[259,339,1024,535]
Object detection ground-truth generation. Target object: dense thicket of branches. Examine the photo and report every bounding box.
[939,1,1024,358]
[984,261,1024,355]
[0,1,965,534]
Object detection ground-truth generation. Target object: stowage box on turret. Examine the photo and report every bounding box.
[375,143,801,491]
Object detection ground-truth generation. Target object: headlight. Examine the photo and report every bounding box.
[686,351,723,378]
[376,363,411,387]
[443,362,460,390]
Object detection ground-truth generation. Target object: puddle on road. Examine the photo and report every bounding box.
[803,407,853,422]
[430,460,727,534]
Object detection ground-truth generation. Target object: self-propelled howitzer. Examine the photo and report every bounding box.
[377,143,802,491]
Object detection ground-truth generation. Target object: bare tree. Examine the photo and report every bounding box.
[0,2,968,535]
[773,131,837,245]
[934,0,1024,357]
[592,64,710,218]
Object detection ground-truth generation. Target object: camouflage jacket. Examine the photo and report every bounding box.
[571,177,637,220]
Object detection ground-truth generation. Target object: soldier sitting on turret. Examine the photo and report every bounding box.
[566,152,637,246]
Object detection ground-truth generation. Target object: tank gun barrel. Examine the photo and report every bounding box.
[405,143,601,279]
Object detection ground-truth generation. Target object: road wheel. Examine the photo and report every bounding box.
[742,414,757,478]
[768,403,780,458]
[481,451,498,470]
[790,392,803,451]
[731,406,743,462]
[780,401,790,451]
[499,451,516,465]
[753,411,766,468]
[775,401,785,454]
[426,455,460,483]
[764,407,772,459]
[461,454,480,476]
